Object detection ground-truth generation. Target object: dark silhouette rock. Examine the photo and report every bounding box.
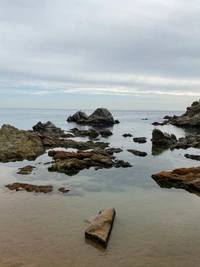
[58,187,70,193]
[127,149,147,157]
[170,134,200,150]
[152,129,177,149]
[67,111,88,123]
[85,207,116,248]
[184,154,200,161]
[133,137,147,143]
[5,182,53,193]
[99,129,113,137]
[123,133,133,137]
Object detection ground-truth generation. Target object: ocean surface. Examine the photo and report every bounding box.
[1,108,200,267]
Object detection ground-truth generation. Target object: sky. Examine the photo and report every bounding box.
[0,0,200,110]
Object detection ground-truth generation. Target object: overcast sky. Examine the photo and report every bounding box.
[0,0,200,110]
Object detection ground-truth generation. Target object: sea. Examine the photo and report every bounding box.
[1,108,200,267]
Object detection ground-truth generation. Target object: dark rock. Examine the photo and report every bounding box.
[33,121,64,134]
[127,149,147,157]
[152,167,200,195]
[133,137,147,143]
[142,118,148,120]
[114,160,132,168]
[105,148,123,155]
[123,133,133,137]
[170,134,200,150]
[58,187,70,193]
[152,121,167,126]
[184,154,200,161]
[17,165,36,175]
[152,129,177,149]
[67,111,88,123]
[99,129,113,137]
[69,128,99,139]
[5,182,53,193]
[114,119,120,124]
[85,207,116,248]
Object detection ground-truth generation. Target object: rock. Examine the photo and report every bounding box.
[152,167,200,195]
[17,165,36,175]
[67,111,88,123]
[123,133,133,137]
[167,100,200,127]
[69,128,99,139]
[114,119,120,124]
[152,121,168,126]
[33,121,64,134]
[127,149,147,157]
[58,187,70,193]
[170,134,200,150]
[5,182,53,193]
[85,207,116,248]
[99,129,113,137]
[48,150,131,175]
[184,154,200,161]
[0,124,45,162]
[67,108,119,125]
[105,148,123,155]
[152,129,177,149]
[133,137,147,143]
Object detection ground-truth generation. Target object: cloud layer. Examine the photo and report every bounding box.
[0,0,200,109]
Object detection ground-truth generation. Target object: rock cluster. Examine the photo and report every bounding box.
[67,108,119,126]
[5,182,53,193]
[69,128,113,139]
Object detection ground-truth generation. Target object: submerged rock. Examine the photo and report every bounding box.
[17,165,36,175]
[85,207,116,248]
[127,149,147,157]
[152,167,200,195]
[5,182,53,193]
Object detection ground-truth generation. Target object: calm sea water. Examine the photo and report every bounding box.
[1,108,200,267]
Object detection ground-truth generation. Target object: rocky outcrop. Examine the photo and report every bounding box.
[5,182,53,193]
[133,137,147,143]
[33,121,65,136]
[0,124,45,162]
[166,100,200,127]
[152,129,177,149]
[127,149,147,157]
[152,167,200,195]
[67,108,119,125]
[85,207,116,248]
[170,134,200,150]
[48,150,131,175]
[17,165,36,175]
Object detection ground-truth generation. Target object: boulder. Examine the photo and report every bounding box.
[67,111,88,123]
[5,182,53,193]
[123,133,133,137]
[85,207,116,247]
[152,129,177,149]
[99,129,113,137]
[152,167,200,195]
[0,124,45,162]
[127,149,147,157]
[33,121,63,133]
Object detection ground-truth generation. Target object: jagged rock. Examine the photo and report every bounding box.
[133,137,147,143]
[170,134,200,150]
[85,207,116,248]
[17,165,36,175]
[152,129,177,149]
[123,133,133,137]
[5,182,53,193]
[67,111,88,123]
[167,100,200,127]
[67,108,119,125]
[33,121,64,134]
[152,167,200,195]
[184,154,200,161]
[127,149,147,157]
[0,124,45,162]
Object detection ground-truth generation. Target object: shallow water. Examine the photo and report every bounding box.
[1,109,200,267]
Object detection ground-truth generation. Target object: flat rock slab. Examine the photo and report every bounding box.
[152,167,200,195]
[127,149,147,157]
[85,207,116,248]
[5,182,53,193]
[17,165,36,175]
